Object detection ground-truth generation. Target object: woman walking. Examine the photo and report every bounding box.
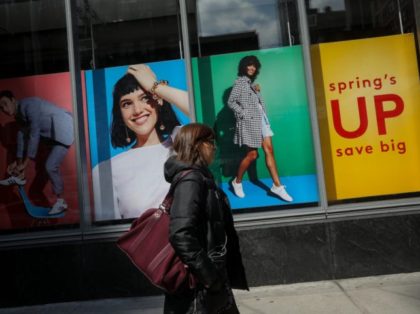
[228,55,293,202]
[164,123,248,313]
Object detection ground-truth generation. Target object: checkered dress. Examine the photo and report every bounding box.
[228,76,267,148]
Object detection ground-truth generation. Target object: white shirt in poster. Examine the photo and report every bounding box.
[92,126,180,220]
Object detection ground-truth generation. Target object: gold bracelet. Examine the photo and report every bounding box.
[150,80,168,99]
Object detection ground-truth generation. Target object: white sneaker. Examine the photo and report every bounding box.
[231,177,245,198]
[271,184,293,202]
[49,198,68,215]
[0,176,26,186]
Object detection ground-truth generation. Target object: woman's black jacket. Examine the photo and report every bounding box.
[164,156,248,291]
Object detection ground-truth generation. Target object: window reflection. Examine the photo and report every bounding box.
[193,0,300,56]
[309,0,345,12]
[0,0,68,78]
[76,0,182,69]
[306,0,415,44]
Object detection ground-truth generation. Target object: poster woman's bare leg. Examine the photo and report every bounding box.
[232,148,258,198]
[262,137,293,202]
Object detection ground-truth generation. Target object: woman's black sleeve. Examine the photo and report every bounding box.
[169,177,221,288]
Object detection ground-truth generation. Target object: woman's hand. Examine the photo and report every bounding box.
[127,63,190,116]
[127,64,157,92]
[7,161,17,176]
[7,160,27,177]
[16,159,28,177]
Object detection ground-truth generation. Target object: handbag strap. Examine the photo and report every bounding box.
[159,169,193,212]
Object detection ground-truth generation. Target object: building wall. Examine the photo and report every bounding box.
[2,212,420,307]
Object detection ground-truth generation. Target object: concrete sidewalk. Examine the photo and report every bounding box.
[2,272,420,313]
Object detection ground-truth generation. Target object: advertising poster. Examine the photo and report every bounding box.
[0,73,80,230]
[85,59,190,221]
[312,34,420,201]
[192,47,319,210]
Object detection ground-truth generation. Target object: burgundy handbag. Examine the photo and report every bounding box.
[117,170,197,294]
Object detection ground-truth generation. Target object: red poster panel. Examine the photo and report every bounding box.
[0,73,80,230]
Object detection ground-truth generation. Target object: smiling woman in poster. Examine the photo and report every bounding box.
[228,55,293,202]
[92,64,189,220]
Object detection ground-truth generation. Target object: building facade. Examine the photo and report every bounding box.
[0,0,420,307]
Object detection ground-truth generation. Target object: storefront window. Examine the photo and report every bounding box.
[190,0,300,57]
[0,0,69,79]
[189,0,320,213]
[307,0,416,43]
[76,0,183,70]
[0,0,80,233]
[308,0,420,204]
[77,0,191,223]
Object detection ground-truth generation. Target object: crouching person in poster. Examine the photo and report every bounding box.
[0,90,74,215]
[163,123,248,313]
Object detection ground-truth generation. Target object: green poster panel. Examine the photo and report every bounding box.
[192,47,318,210]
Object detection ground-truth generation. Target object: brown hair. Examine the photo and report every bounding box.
[173,123,215,166]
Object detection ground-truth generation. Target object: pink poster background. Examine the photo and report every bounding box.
[0,72,80,230]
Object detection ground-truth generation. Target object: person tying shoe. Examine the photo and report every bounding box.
[0,90,74,215]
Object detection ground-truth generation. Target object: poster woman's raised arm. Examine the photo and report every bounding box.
[127,64,189,116]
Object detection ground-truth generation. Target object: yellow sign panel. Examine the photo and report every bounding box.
[312,34,420,200]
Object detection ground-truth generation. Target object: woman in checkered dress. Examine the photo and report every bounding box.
[227,55,293,202]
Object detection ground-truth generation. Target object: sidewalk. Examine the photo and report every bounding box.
[2,272,420,313]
